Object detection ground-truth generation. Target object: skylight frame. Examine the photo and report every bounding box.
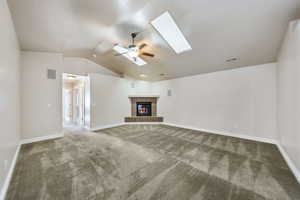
[151,11,192,54]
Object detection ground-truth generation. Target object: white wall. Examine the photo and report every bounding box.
[90,73,152,129]
[89,63,278,139]
[0,0,20,196]
[83,76,91,129]
[152,63,277,141]
[277,20,300,173]
[21,52,63,139]
[63,57,118,77]
[21,52,119,139]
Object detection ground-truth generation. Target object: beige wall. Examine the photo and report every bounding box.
[89,63,278,140]
[0,0,20,196]
[20,52,119,139]
[152,63,277,141]
[21,52,63,139]
[277,20,300,175]
[90,73,153,129]
[63,57,118,77]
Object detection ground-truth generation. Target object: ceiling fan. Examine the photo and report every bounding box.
[113,32,154,65]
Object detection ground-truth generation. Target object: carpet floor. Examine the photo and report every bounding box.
[6,125,300,200]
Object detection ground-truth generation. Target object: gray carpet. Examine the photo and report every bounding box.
[6,125,300,200]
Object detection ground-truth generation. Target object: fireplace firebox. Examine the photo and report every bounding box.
[136,102,152,116]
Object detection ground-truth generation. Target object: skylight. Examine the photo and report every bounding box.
[151,11,192,54]
[113,45,147,66]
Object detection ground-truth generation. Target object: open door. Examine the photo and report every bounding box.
[62,73,90,129]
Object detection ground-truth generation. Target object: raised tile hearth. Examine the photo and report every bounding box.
[125,116,163,122]
[125,96,164,122]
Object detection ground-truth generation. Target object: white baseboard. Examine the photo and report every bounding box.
[0,144,21,200]
[1,123,297,200]
[163,123,277,144]
[90,123,126,131]
[20,133,64,145]
[276,144,300,184]
[163,122,300,183]
[0,133,65,199]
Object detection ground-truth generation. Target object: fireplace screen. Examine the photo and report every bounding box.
[137,102,152,116]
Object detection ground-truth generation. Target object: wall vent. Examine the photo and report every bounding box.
[47,69,56,79]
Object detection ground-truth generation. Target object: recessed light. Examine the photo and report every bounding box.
[151,11,192,54]
[140,74,147,78]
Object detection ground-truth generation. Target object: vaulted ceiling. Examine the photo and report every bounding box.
[8,0,300,81]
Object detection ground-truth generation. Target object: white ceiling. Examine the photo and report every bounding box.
[8,0,300,81]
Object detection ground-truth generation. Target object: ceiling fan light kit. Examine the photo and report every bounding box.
[127,46,139,58]
[113,44,147,66]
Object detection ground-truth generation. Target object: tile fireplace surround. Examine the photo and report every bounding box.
[125,96,164,122]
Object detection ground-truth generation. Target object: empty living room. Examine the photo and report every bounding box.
[1,0,300,199]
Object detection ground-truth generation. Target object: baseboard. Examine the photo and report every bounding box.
[90,123,126,131]
[20,133,64,145]
[163,122,300,183]
[276,144,300,184]
[0,144,21,200]
[163,123,277,144]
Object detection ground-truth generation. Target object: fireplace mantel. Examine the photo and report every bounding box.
[128,95,160,98]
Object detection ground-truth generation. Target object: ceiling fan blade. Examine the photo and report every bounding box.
[113,44,128,56]
[114,52,128,56]
[141,52,155,57]
[139,43,147,50]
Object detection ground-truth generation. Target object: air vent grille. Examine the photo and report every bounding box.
[47,69,56,79]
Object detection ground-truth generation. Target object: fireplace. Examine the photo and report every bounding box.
[125,96,163,122]
[137,102,152,116]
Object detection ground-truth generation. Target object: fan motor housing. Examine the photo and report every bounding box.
[128,44,137,49]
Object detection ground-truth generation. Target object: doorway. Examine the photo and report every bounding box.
[62,73,89,129]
